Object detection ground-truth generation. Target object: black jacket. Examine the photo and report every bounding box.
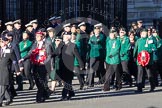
[0,48,19,85]
[54,41,84,81]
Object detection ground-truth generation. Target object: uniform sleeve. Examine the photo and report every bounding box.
[44,43,52,64]
[133,40,138,58]
[10,50,20,72]
[73,45,84,68]
[52,42,63,57]
[13,43,21,61]
[122,38,131,54]
[23,43,36,60]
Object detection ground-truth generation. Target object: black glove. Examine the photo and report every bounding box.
[109,55,113,58]
[90,41,95,44]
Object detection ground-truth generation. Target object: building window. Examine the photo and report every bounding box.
[6,0,17,20]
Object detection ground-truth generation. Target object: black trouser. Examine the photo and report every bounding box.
[0,85,11,104]
[96,58,106,83]
[128,59,137,81]
[87,58,98,86]
[137,65,155,90]
[152,62,159,86]
[33,65,49,102]
[62,80,74,98]
[9,72,17,99]
[23,59,34,87]
[74,67,84,87]
[104,64,121,90]
[157,63,162,81]
[80,56,87,82]
[13,63,23,90]
[121,61,132,84]
[157,62,162,85]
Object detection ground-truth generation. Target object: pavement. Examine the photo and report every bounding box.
[3,79,162,108]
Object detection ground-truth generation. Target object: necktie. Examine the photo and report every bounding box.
[1,49,3,57]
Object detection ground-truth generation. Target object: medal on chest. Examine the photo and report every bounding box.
[24,42,27,48]
[145,39,148,47]
[112,41,116,48]
[122,38,125,44]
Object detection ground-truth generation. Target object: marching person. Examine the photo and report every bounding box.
[46,27,58,93]
[77,22,89,86]
[152,30,162,86]
[133,29,157,93]
[128,31,138,81]
[119,28,132,86]
[71,24,85,90]
[147,27,158,86]
[87,24,106,87]
[53,32,84,101]
[19,32,34,90]
[19,31,52,103]
[6,33,22,91]
[103,31,121,91]
[0,36,20,107]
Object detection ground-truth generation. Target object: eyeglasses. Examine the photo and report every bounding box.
[55,39,61,41]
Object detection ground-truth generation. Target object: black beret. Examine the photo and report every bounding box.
[1,36,9,41]
[7,32,14,37]
[141,28,148,32]
[64,32,71,35]
[55,36,62,40]
[38,28,47,32]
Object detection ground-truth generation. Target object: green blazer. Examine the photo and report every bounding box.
[105,37,121,64]
[88,33,106,58]
[133,37,157,65]
[19,39,32,58]
[120,35,130,61]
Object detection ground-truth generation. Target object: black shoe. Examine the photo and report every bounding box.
[36,100,45,103]
[36,98,45,103]
[11,92,17,99]
[79,85,84,90]
[149,86,155,92]
[60,97,68,101]
[49,90,55,95]
[0,103,2,107]
[16,87,23,91]
[149,89,155,92]
[135,89,142,93]
[116,85,122,91]
[4,101,12,106]
[159,83,162,86]
[58,82,63,87]
[45,90,52,99]
[103,88,110,91]
[67,96,73,100]
[29,82,35,90]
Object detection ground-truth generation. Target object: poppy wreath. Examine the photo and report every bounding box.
[137,50,150,67]
[30,48,47,64]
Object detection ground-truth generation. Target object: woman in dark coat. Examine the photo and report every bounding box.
[54,32,84,101]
